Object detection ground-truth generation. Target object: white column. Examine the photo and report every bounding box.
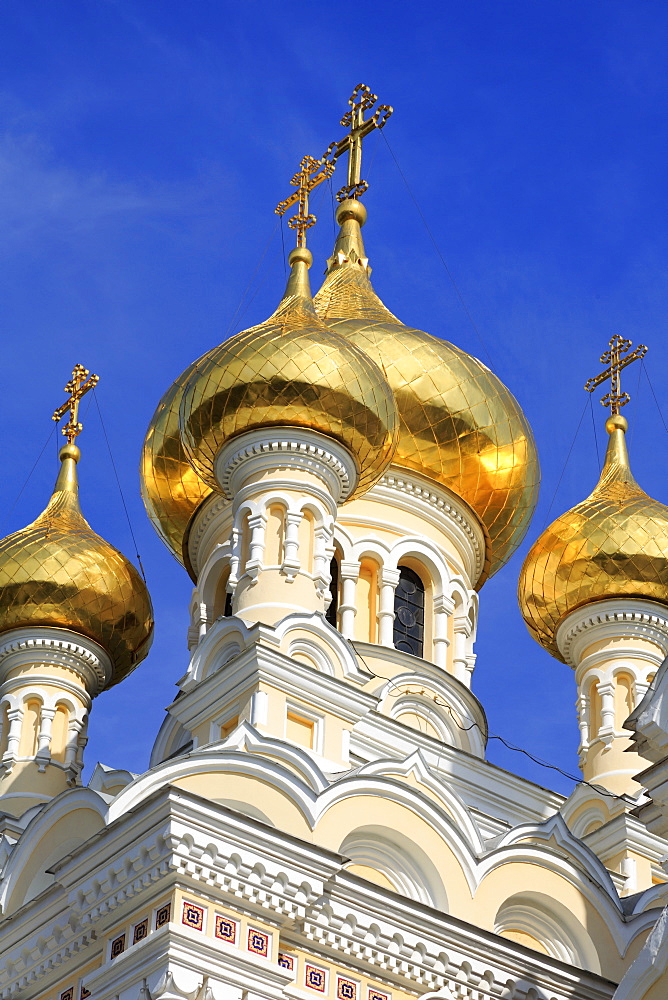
[598,682,615,745]
[339,561,360,639]
[228,525,241,591]
[3,708,22,767]
[313,523,332,595]
[433,595,454,671]
[378,568,401,647]
[452,616,471,684]
[65,718,85,782]
[246,513,267,580]
[576,691,589,757]
[35,707,56,769]
[282,512,302,581]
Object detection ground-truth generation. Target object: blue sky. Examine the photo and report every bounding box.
[1,1,667,795]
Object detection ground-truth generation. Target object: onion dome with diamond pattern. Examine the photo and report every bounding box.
[141,356,214,567]
[178,246,399,500]
[518,414,668,661]
[0,443,153,687]
[314,200,539,578]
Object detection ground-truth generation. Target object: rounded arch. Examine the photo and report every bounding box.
[340,825,448,910]
[387,536,451,600]
[494,890,600,971]
[0,788,107,915]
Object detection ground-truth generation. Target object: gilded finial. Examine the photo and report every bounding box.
[52,364,100,444]
[324,83,393,202]
[584,335,647,418]
[275,155,335,249]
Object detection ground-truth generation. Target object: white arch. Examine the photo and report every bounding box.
[494,890,600,972]
[340,824,448,910]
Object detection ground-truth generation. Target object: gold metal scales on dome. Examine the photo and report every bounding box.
[0,366,153,686]
[140,84,540,580]
[519,335,668,661]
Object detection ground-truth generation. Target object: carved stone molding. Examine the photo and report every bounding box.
[215,428,357,503]
[0,627,112,695]
[556,599,668,668]
[370,471,486,586]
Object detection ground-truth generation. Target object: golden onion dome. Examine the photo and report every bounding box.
[140,358,214,567]
[518,414,668,660]
[314,200,539,576]
[0,443,153,687]
[179,246,399,500]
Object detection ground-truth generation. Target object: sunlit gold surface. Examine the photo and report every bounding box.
[314,209,539,575]
[518,417,668,660]
[180,255,398,499]
[141,360,214,566]
[584,334,647,415]
[52,363,99,444]
[275,154,335,248]
[323,83,393,202]
[0,447,153,685]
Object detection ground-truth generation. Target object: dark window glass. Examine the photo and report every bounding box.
[224,591,233,617]
[325,555,339,627]
[393,567,425,657]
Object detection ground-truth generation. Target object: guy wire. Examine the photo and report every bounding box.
[93,393,147,583]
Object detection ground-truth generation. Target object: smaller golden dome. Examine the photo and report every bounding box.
[179,247,399,500]
[0,444,153,686]
[140,358,214,567]
[518,415,668,660]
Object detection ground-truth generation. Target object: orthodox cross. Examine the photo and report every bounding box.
[52,364,100,443]
[324,83,393,202]
[275,154,335,248]
[584,335,647,414]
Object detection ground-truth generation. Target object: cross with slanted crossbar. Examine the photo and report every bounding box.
[52,364,100,443]
[324,83,393,202]
[584,335,647,415]
[275,155,335,248]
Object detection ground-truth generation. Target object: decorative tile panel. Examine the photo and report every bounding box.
[110,933,125,959]
[155,902,171,928]
[247,927,269,957]
[133,917,149,944]
[214,914,238,944]
[368,990,389,1000]
[337,978,358,1000]
[305,964,327,993]
[278,952,296,972]
[60,989,74,1000]
[79,988,91,1000]
[182,900,205,931]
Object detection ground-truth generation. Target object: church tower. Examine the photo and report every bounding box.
[519,337,668,798]
[0,366,153,818]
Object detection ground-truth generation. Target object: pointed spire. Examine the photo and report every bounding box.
[591,413,646,499]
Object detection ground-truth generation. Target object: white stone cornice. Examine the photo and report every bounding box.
[556,599,668,669]
[366,468,487,587]
[0,627,112,695]
[215,428,358,503]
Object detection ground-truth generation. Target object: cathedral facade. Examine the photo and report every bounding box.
[1,87,668,1000]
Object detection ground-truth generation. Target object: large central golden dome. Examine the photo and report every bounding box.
[0,444,153,686]
[519,414,668,660]
[314,201,539,575]
[179,247,398,500]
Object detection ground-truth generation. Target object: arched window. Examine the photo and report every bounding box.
[325,554,339,627]
[393,567,425,657]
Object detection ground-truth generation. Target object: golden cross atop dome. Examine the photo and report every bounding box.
[52,363,100,443]
[275,155,335,248]
[584,335,647,415]
[324,83,393,202]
